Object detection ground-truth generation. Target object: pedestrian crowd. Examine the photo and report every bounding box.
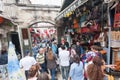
[0,38,116,80]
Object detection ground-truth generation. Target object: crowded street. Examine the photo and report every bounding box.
[0,0,120,80]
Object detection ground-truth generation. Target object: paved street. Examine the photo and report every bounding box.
[0,71,62,80]
[1,71,120,80]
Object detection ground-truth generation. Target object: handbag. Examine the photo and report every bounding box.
[81,27,90,33]
[79,12,88,27]
[90,20,100,32]
[75,28,81,33]
[73,19,79,28]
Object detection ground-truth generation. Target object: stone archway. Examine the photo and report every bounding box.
[28,20,55,28]
[28,20,56,41]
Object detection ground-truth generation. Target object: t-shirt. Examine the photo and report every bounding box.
[59,50,70,66]
[69,61,84,80]
[36,53,45,64]
[19,56,36,70]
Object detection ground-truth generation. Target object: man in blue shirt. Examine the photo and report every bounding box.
[32,43,39,59]
[75,41,84,57]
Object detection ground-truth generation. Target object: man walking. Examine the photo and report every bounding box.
[32,43,39,59]
[59,45,70,80]
[19,50,36,79]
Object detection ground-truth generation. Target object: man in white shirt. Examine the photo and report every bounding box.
[19,50,36,79]
[59,45,70,80]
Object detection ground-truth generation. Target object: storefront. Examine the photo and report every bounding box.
[56,0,108,47]
[56,0,120,75]
[0,15,17,51]
[108,0,120,75]
[56,0,88,44]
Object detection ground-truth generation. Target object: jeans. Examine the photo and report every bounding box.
[0,64,7,80]
[40,63,45,72]
[61,66,69,80]
[25,70,29,80]
[50,68,56,80]
[34,55,36,59]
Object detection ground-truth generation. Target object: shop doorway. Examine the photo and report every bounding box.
[7,31,21,60]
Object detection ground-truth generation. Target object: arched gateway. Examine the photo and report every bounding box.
[20,20,56,57]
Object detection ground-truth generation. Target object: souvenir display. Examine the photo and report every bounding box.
[57,0,120,76]
[61,0,107,46]
[114,2,120,28]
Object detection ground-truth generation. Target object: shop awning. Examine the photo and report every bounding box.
[60,0,74,12]
[0,15,16,27]
[56,0,88,21]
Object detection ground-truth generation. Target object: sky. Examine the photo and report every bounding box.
[30,0,64,6]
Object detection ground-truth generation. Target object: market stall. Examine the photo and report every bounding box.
[56,0,120,75]
[109,1,120,75]
[0,16,16,50]
[56,0,109,49]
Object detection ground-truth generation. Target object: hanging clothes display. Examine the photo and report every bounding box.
[114,2,120,28]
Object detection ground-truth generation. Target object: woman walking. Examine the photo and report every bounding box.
[87,56,116,80]
[68,54,84,80]
[46,48,57,80]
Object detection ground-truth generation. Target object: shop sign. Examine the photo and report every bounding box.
[56,0,88,20]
